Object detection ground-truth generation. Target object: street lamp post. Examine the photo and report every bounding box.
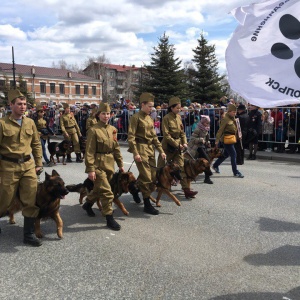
[31,67,35,102]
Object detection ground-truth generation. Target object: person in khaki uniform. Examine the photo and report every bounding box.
[60,103,83,163]
[35,105,54,167]
[0,89,43,246]
[128,92,166,215]
[84,102,124,230]
[212,104,244,178]
[86,108,100,134]
[157,97,198,199]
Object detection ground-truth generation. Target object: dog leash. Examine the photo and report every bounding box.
[127,160,135,172]
[183,148,196,161]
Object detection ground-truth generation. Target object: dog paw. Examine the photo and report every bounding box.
[271,14,300,78]
[35,232,43,238]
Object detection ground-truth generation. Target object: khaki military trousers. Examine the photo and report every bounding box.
[86,169,114,216]
[135,149,157,199]
[66,132,81,153]
[0,165,39,218]
[157,149,189,189]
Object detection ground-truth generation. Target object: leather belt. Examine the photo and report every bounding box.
[136,138,151,145]
[0,154,31,163]
[96,151,113,154]
[65,126,75,129]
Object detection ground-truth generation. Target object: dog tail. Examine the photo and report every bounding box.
[66,183,84,193]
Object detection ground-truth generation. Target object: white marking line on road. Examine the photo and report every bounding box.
[110,233,115,236]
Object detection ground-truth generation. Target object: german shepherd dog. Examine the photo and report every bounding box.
[183,147,222,185]
[149,161,182,207]
[8,170,69,239]
[66,171,138,216]
[48,140,73,165]
[184,158,213,187]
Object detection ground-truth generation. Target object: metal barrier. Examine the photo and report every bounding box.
[1,106,298,146]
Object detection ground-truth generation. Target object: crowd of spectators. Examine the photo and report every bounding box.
[0,96,299,154]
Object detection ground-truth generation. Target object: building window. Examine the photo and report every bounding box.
[110,81,114,87]
[84,85,88,95]
[92,86,96,96]
[0,80,5,90]
[50,83,55,94]
[59,84,65,95]
[110,72,114,78]
[75,85,80,95]
[40,82,46,94]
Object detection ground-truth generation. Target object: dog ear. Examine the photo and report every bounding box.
[45,172,51,180]
[52,170,60,177]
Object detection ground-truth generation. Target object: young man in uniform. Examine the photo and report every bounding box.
[84,102,124,230]
[128,92,166,215]
[0,89,43,246]
[60,103,83,162]
[157,96,198,198]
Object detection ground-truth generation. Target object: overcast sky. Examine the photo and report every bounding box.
[0,0,252,73]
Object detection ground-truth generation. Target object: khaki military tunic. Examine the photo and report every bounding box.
[215,113,237,144]
[86,116,98,133]
[60,112,81,153]
[85,121,123,216]
[128,110,164,198]
[157,112,189,189]
[36,117,49,140]
[0,115,42,218]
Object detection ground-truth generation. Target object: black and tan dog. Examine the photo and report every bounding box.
[150,161,182,207]
[48,140,73,165]
[8,170,69,239]
[184,157,213,187]
[206,147,223,164]
[184,147,222,185]
[66,171,138,216]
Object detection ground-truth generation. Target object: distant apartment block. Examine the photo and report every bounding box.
[83,63,143,102]
[0,62,102,106]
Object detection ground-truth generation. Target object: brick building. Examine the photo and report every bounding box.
[0,62,102,106]
[83,63,142,103]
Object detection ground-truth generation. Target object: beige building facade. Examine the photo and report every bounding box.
[0,62,103,106]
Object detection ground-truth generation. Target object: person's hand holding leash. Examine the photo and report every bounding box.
[88,171,96,181]
[134,154,142,162]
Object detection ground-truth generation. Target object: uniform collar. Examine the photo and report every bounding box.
[139,110,148,117]
[98,120,108,128]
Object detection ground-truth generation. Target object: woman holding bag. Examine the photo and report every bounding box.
[212,104,244,178]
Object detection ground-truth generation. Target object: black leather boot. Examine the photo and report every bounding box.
[131,192,141,203]
[143,197,159,215]
[76,153,83,163]
[106,215,121,231]
[204,174,213,184]
[82,201,95,217]
[66,154,72,163]
[23,217,42,247]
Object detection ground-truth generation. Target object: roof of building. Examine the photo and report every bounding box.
[0,62,95,80]
[102,63,140,72]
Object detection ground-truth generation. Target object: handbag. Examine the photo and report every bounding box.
[287,127,295,137]
[223,134,236,144]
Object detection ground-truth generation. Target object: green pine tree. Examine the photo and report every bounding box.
[189,33,224,104]
[137,33,187,105]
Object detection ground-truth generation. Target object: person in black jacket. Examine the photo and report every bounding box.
[235,104,249,165]
[247,104,262,160]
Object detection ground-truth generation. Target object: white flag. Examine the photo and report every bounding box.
[226,0,300,107]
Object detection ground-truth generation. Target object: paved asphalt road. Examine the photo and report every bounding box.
[0,145,299,300]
